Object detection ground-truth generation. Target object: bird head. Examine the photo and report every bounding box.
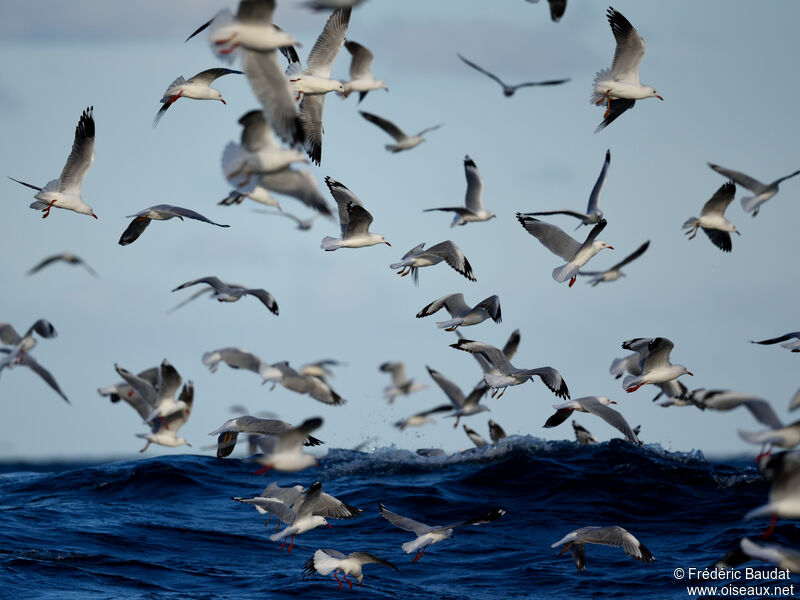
[648,87,663,100]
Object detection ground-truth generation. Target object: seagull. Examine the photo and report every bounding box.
[526,150,610,228]
[488,420,507,443]
[28,253,97,277]
[9,106,96,219]
[424,156,495,226]
[450,338,570,399]
[750,332,800,354]
[745,451,800,535]
[135,380,194,453]
[579,240,650,286]
[379,362,426,404]
[113,360,186,426]
[271,361,347,406]
[341,40,388,102]
[516,215,613,286]
[459,329,522,386]
[592,7,662,132]
[0,348,69,404]
[709,163,800,216]
[739,423,800,453]
[209,415,323,458]
[220,184,281,210]
[171,276,278,315]
[222,110,308,186]
[282,8,351,165]
[740,538,800,574]
[390,241,476,284]
[320,177,390,250]
[378,503,506,562]
[573,420,599,445]
[426,366,489,428]
[0,319,58,363]
[686,389,782,429]
[464,424,487,448]
[457,53,570,96]
[611,338,689,402]
[256,167,333,216]
[544,396,641,444]
[118,205,229,246]
[682,182,739,252]
[394,404,452,431]
[416,293,501,331]
[299,359,345,382]
[302,549,399,590]
[97,364,159,418]
[250,417,324,473]
[551,526,655,572]
[622,337,693,393]
[153,68,243,127]
[359,111,442,153]
[525,0,568,23]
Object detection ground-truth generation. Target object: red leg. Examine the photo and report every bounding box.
[413,546,427,563]
[334,572,342,590]
[214,34,237,45]
[453,416,460,429]
[41,198,58,218]
[159,415,169,430]
[287,535,295,553]
[253,465,272,475]
[279,537,287,551]
[762,514,777,539]
[343,574,352,590]
[626,383,643,393]
[219,42,240,55]
[569,275,577,287]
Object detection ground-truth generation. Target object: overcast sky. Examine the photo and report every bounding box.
[1,0,798,460]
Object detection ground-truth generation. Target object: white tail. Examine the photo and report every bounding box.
[321,236,342,251]
[740,195,760,213]
[221,142,247,180]
[552,263,578,283]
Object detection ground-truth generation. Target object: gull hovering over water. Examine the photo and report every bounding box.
[552,526,655,572]
[682,182,739,252]
[359,111,442,153]
[424,156,495,227]
[341,40,388,102]
[119,205,229,245]
[526,150,610,228]
[28,253,97,277]
[750,332,800,354]
[544,396,640,444]
[320,177,390,250]
[709,163,800,216]
[153,68,243,126]
[10,106,96,219]
[211,415,323,458]
[457,53,570,96]
[302,548,398,590]
[592,7,662,132]
[390,241,475,284]
[416,293,501,331]
[172,277,279,315]
[579,240,649,286]
[516,215,613,286]
[622,337,692,393]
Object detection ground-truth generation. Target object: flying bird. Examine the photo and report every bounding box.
[320,177,390,250]
[9,106,97,219]
[202,347,283,384]
[416,293,501,331]
[341,40,388,102]
[359,111,442,153]
[171,276,279,315]
[592,7,662,132]
[750,332,800,354]
[426,366,489,428]
[544,396,640,444]
[302,549,398,590]
[579,240,649,286]
[390,241,475,284]
[209,416,323,458]
[457,53,569,96]
[235,481,360,527]
[573,421,599,445]
[488,420,507,443]
[379,362,426,404]
[682,182,739,252]
[27,253,97,277]
[551,526,655,571]
[153,68,243,126]
[119,205,229,245]
[516,215,613,286]
[463,424,487,448]
[249,417,324,473]
[424,156,495,226]
[622,337,693,393]
[394,404,452,431]
[709,162,800,216]
[0,319,58,362]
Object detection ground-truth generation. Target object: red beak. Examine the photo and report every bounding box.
[220,99,227,105]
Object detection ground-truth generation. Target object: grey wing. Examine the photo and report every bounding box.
[313,492,363,519]
[426,366,467,409]
[379,362,407,386]
[425,241,475,281]
[378,504,429,535]
[348,552,399,571]
[474,295,501,323]
[324,176,363,234]
[463,155,483,212]
[751,332,800,346]
[28,254,66,275]
[585,400,640,443]
[19,353,69,403]
[443,507,507,530]
[237,497,297,523]
[525,209,590,220]
[607,8,646,83]
[0,324,22,346]
[299,94,325,166]
[513,78,571,88]
[156,360,183,406]
[450,339,513,373]
[115,363,157,408]
[242,49,304,146]
[59,107,95,194]
[306,8,351,76]
[171,276,227,293]
[587,149,610,214]
[359,111,407,142]
[344,203,374,238]
[595,98,635,132]
[260,168,333,217]
[416,124,443,137]
[189,67,244,85]
[211,347,265,373]
[609,240,649,271]
[416,293,466,318]
[238,110,275,152]
[161,205,229,227]
[515,366,569,399]
[119,217,153,246]
[296,481,324,520]
[708,163,768,193]
[643,337,675,369]
[345,40,374,79]
[502,329,521,360]
[276,417,323,451]
[515,215,580,260]
[236,0,275,22]
[701,181,736,217]
[582,218,608,246]
[457,54,506,88]
[243,289,279,315]
[581,526,655,563]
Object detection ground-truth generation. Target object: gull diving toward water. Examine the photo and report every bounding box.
[390,241,475,284]
[682,182,739,252]
[457,53,570,96]
[320,177,390,250]
[303,549,398,590]
[426,366,489,428]
[709,162,800,216]
[516,215,613,286]
[341,40,388,102]
[171,276,279,315]
[622,337,692,393]
[592,7,662,132]
[544,396,641,444]
[119,205,229,246]
[359,111,442,153]
[750,332,800,354]
[424,156,495,227]
[551,526,655,572]
[379,362,426,404]
[379,504,506,562]
[526,150,610,228]
[153,68,243,126]
[450,338,570,400]
[210,415,323,458]
[28,253,97,277]
[416,293,501,331]
[9,107,96,219]
[579,240,649,286]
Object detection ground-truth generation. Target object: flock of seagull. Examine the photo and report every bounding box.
[3,0,800,587]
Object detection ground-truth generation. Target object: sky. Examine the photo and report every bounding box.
[0,0,798,460]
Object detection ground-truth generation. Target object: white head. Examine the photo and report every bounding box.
[647,86,663,101]
[216,90,226,105]
[594,240,614,252]
[596,396,616,406]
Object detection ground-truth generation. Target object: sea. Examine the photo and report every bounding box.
[1,437,797,600]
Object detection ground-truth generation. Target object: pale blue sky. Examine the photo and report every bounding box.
[1,0,798,459]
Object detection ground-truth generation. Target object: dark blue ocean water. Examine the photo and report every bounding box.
[1,438,797,599]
